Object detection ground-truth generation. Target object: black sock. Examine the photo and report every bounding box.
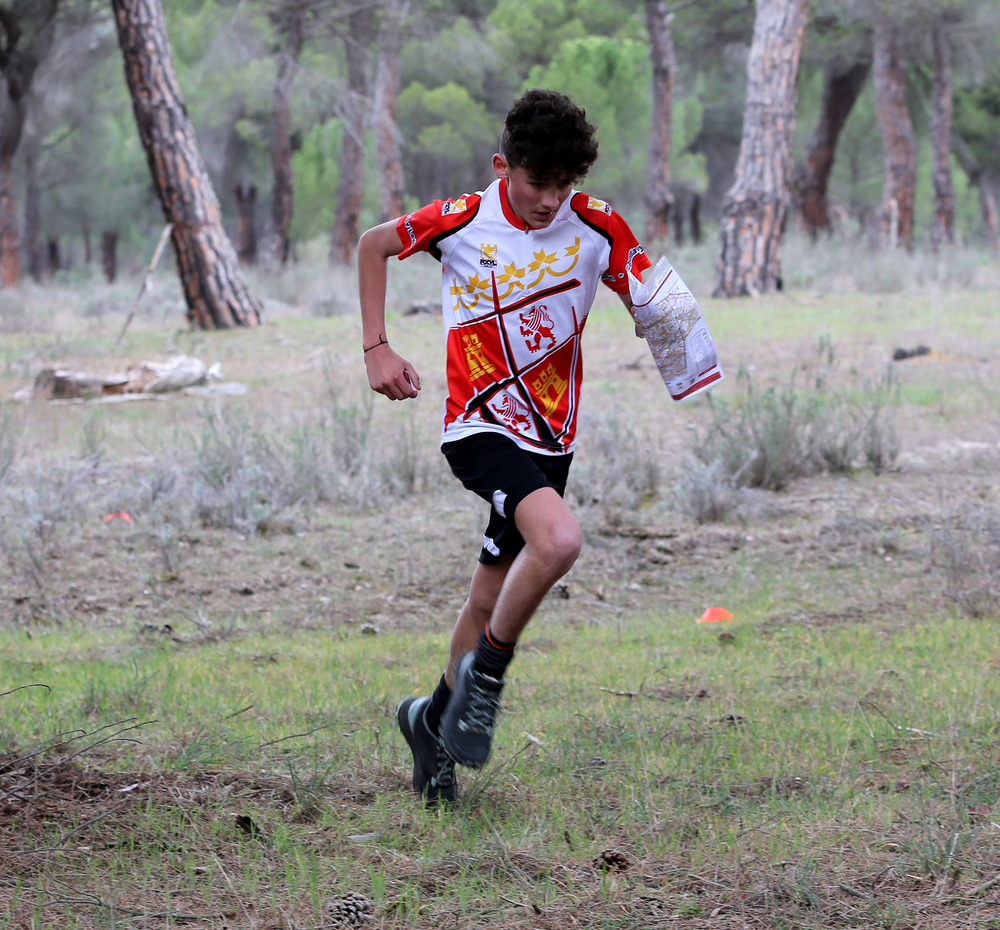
[472,626,516,679]
[425,675,451,735]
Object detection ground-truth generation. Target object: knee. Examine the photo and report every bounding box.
[538,519,582,577]
[466,586,498,626]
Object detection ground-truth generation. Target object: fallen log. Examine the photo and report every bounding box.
[33,368,129,400]
[29,355,222,401]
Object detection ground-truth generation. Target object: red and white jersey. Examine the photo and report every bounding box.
[396,177,650,454]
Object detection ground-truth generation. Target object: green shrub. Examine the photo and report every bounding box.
[689,340,900,491]
[930,503,1000,618]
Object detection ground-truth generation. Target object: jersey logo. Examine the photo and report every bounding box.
[402,215,417,247]
[442,197,468,216]
[462,332,496,380]
[453,238,582,312]
[626,243,647,267]
[532,363,569,419]
[519,304,557,353]
[587,196,612,215]
[480,243,498,267]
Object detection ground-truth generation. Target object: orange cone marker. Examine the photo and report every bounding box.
[698,607,734,623]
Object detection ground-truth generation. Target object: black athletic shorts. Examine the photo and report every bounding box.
[442,431,573,564]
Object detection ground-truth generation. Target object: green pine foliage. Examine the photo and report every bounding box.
[13,0,1000,267]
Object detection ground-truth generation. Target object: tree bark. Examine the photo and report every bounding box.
[872,10,916,251]
[644,0,675,244]
[23,144,42,282]
[234,182,257,265]
[46,237,60,274]
[929,19,954,251]
[689,193,702,245]
[101,231,118,283]
[672,192,685,245]
[0,153,19,287]
[260,0,305,268]
[330,7,376,265]
[714,0,809,298]
[111,0,262,329]
[977,173,1000,249]
[0,0,59,288]
[373,0,405,223]
[795,59,868,240]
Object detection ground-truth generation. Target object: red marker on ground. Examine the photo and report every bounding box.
[698,607,734,623]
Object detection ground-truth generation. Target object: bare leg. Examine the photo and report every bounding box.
[446,557,511,687]
[445,486,581,683]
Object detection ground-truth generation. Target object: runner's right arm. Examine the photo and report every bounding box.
[358,220,421,401]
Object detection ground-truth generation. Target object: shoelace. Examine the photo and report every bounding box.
[433,743,454,788]
[462,681,501,734]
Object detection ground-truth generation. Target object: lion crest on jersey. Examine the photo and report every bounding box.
[492,394,532,433]
[518,304,557,353]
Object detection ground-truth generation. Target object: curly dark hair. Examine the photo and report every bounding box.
[499,89,598,183]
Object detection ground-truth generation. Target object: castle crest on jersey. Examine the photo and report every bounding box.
[445,273,583,452]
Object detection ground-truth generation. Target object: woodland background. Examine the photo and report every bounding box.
[4,4,1000,927]
[1,0,999,317]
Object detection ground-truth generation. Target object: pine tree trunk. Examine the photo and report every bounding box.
[872,11,916,251]
[373,0,405,224]
[795,59,868,240]
[689,193,702,245]
[111,0,262,329]
[978,173,1000,249]
[0,1,58,288]
[261,3,304,268]
[23,142,44,282]
[330,8,376,265]
[952,138,1000,249]
[0,154,21,288]
[102,231,118,283]
[234,183,258,265]
[47,237,60,274]
[644,0,675,244]
[929,20,955,251]
[714,0,809,298]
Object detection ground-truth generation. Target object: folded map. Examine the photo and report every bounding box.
[628,256,724,401]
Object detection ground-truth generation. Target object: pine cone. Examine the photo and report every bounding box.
[323,892,374,928]
[592,848,630,873]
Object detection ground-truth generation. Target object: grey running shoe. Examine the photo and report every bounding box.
[440,652,504,769]
[396,696,456,806]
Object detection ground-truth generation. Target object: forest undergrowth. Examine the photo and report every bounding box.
[1,236,999,928]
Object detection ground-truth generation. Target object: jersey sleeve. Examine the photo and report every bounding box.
[570,192,652,295]
[395,193,483,261]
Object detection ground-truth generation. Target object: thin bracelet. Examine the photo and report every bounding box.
[363,334,389,354]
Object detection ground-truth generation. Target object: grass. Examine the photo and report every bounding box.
[1,232,999,927]
[4,613,1000,927]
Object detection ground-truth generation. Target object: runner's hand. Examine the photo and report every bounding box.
[364,344,420,400]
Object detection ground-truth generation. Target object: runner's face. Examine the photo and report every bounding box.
[494,157,574,229]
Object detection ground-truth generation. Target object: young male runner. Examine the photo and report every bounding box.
[358,88,651,805]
